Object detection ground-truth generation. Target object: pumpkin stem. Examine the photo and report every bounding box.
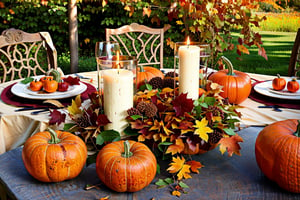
[47,127,61,144]
[139,65,145,72]
[294,120,300,137]
[221,56,235,76]
[122,140,133,158]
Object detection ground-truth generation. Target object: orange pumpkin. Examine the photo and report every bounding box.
[22,128,87,182]
[29,80,43,91]
[43,79,58,93]
[287,78,299,93]
[96,140,157,192]
[272,74,286,91]
[136,66,164,89]
[255,119,300,193]
[208,56,251,104]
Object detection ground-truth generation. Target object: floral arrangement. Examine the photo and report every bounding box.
[49,72,243,196]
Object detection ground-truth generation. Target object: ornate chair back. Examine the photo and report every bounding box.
[288,28,300,77]
[0,28,57,83]
[106,23,171,69]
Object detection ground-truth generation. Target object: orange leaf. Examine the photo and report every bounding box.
[166,138,185,155]
[143,7,151,17]
[172,190,181,197]
[99,195,109,200]
[237,44,250,55]
[218,134,243,156]
[167,156,191,180]
[186,160,204,174]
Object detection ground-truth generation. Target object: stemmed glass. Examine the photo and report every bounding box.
[95,41,120,91]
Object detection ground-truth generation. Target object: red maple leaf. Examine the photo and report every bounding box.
[96,114,111,126]
[64,76,80,85]
[171,93,194,117]
[49,109,66,125]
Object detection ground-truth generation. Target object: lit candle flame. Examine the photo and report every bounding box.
[116,50,120,74]
[186,36,190,45]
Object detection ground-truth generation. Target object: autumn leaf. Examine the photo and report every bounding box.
[172,190,181,197]
[143,7,151,17]
[64,76,80,85]
[166,138,185,155]
[219,134,243,156]
[186,160,204,174]
[99,195,109,200]
[96,114,111,126]
[258,46,268,60]
[193,118,213,142]
[167,156,191,180]
[172,93,194,117]
[49,110,66,125]
[237,44,250,55]
[67,99,82,115]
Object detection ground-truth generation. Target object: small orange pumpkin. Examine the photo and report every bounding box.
[208,56,251,104]
[43,79,58,93]
[29,80,43,91]
[255,119,300,193]
[272,74,286,91]
[287,78,299,93]
[22,128,87,182]
[96,140,157,192]
[136,66,164,89]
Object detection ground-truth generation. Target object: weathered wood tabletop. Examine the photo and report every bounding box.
[0,126,299,200]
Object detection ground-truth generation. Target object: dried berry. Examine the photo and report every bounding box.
[209,129,223,144]
[165,71,178,78]
[144,102,158,118]
[148,77,163,89]
[136,101,148,113]
[127,107,141,116]
[163,78,176,89]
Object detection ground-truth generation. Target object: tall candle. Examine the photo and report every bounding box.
[103,69,133,135]
[178,45,200,100]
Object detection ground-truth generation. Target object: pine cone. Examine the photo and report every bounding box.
[165,71,178,78]
[144,102,158,118]
[148,77,163,89]
[76,112,91,128]
[136,101,148,113]
[209,129,223,144]
[127,107,141,116]
[163,78,176,89]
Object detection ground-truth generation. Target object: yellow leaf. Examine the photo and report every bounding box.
[160,133,168,143]
[167,156,185,173]
[166,138,185,155]
[149,120,162,131]
[172,190,181,197]
[176,20,184,25]
[193,118,213,142]
[67,99,82,115]
[189,26,196,33]
[143,7,151,17]
[75,95,82,107]
[177,164,191,180]
[138,134,145,142]
[237,44,250,55]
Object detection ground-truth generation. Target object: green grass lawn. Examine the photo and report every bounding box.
[222,31,297,76]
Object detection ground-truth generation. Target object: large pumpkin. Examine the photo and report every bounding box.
[22,128,87,182]
[136,66,164,89]
[96,140,157,192]
[208,56,251,104]
[255,119,300,193]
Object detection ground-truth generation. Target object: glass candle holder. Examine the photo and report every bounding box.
[97,55,138,93]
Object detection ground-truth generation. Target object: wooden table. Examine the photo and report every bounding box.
[1,126,299,200]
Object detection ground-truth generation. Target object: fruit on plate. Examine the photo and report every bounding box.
[208,56,251,104]
[43,79,58,93]
[58,80,69,92]
[287,78,299,93]
[29,80,43,91]
[22,128,87,182]
[255,119,300,193]
[96,140,157,192]
[272,74,286,91]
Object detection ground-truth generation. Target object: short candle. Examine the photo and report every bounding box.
[178,44,200,100]
[103,69,133,135]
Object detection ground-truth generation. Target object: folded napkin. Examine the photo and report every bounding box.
[249,81,300,110]
[1,82,97,108]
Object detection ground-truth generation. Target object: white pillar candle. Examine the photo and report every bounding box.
[178,45,200,100]
[103,69,133,135]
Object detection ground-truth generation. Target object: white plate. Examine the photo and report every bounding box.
[254,79,300,100]
[11,77,87,100]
